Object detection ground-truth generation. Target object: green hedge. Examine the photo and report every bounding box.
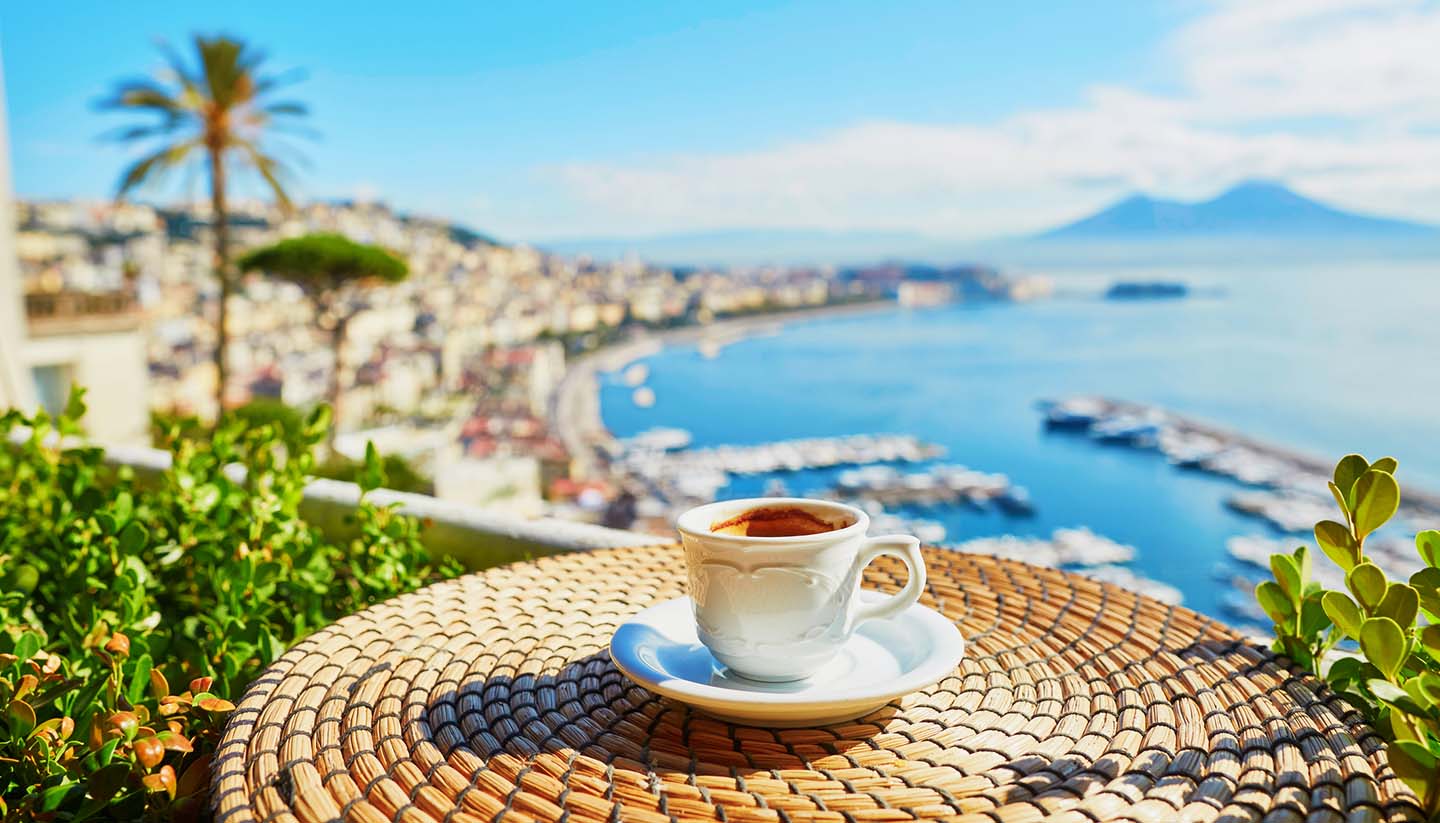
[0,391,461,820]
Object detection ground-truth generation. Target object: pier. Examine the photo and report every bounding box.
[1040,395,1440,523]
[944,528,1182,604]
[825,463,1033,513]
[617,432,946,507]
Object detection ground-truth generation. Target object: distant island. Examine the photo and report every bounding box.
[1038,180,1437,240]
[1105,281,1188,300]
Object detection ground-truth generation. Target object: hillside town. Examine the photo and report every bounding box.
[13,197,1048,522]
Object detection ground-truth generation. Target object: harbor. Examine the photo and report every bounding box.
[551,299,898,479]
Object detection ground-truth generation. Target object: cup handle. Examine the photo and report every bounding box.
[851,535,927,627]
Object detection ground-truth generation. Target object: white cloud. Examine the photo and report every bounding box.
[537,0,1440,239]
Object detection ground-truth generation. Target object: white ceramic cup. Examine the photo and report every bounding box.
[676,497,927,682]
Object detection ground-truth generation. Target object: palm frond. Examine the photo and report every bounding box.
[195,35,255,109]
[99,123,186,143]
[96,79,188,115]
[101,34,308,207]
[253,67,308,97]
[153,38,204,101]
[231,140,294,212]
[115,140,200,199]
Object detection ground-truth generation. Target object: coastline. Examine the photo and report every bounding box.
[551,299,897,477]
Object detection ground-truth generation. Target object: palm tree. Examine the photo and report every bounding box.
[100,35,307,417]
[237,233,408,448]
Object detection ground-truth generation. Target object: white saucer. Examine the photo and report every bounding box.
[609,593,965,727]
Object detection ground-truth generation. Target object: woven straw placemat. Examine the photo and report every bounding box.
[213,546,1424,823]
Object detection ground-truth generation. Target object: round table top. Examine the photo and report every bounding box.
[213,546,1424,823]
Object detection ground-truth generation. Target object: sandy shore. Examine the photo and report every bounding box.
[550,300,896,477]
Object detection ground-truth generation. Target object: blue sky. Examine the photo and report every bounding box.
[4,1,1439,241]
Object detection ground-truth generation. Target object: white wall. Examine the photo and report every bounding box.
[0,48,36,410]
[25,329,149,444]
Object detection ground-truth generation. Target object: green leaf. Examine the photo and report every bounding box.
[14,632,42,661]
[1388,703,1424,742]
[1299,591,1331,637]
[117,521,148,555]
[91,737,120,768]
[1347,562,1388,611]
[1327,481,1350,518]
[1412,566,1440,594]
[1255,580,1294,624]
[1333,454,1369,505]
[126,654,153,704]
[1292,544,1312,584]
[1369,456,1398,474]
[1369,677,1415,709]
[304,404,333,439]
[1402,674,1437,709]
[259,626,286,662]
[1410,672,1440,706]
[1359,616,1406,680]
[87,763,131,805]
[1387,741,1437,810]
[1314,520,1359,570]
[40,782,81,812]
[112,491,134,528]
[1325,655,1362,686]
[1421,624,1440,656]
[6,698,36,736]
[63,385,88,423]
[1412,568,1440,620]
[1417,529,1440,567]
[1376,583,1419,628]
[1322,591,1364,639]
[1270,553,1302,601]
[1351,469,1400,540]
[193,483,221,513]
[359,441,385,492]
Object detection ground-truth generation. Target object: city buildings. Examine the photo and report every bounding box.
[8,192,874,512]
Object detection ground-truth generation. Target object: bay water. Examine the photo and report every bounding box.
[600,256,1440,624]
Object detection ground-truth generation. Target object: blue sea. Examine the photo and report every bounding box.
[599,255,1440,625]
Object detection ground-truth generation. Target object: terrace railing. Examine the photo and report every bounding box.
[13,431,669,568]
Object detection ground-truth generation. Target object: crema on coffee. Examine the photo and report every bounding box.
[709,506,847,537]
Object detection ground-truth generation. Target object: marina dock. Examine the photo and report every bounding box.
[946,528,1182,604]
[617,432,946,507]
[1040,395,1440,525]
[826,463,1034,513]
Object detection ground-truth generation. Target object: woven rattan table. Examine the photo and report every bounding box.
[214,546,1425,823]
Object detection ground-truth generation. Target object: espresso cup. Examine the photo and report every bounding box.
[676,497,927,681]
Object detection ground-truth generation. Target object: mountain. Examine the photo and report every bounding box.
[1039,180,1437,239]
[538,228,936,267]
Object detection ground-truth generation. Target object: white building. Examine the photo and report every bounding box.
[0,55,149,443]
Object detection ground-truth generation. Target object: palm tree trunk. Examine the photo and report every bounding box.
[208,145,230,420]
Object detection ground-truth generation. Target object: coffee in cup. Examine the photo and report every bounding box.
[676,497,926,682]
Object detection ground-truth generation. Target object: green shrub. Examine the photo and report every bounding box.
[1,390,461,820]
[1255,454,1440,815]
[152,400,434,495]
[314,452,433,496]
